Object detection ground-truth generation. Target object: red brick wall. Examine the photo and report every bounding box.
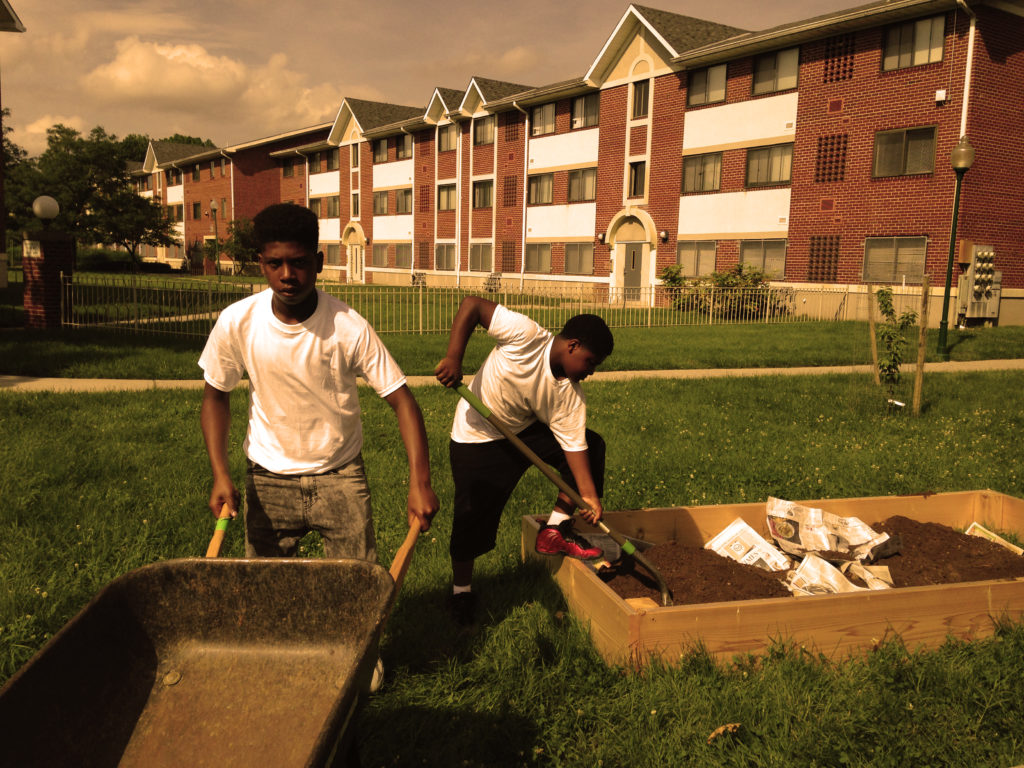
[789,12,970,284]
[648,73,686,272]
[22,233,74,329]
[596,85,627,277]
[414,129,436,269]
[959,6,1024,288]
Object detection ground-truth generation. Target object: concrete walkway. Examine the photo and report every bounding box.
[1,359,1022,392]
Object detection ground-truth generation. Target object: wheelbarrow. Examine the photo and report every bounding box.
[0,516,421,768]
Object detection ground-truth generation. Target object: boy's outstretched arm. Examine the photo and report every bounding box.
[434,295,497,387]
[200,383,240,518]
[383,385,440,532]
[563,449,603,524]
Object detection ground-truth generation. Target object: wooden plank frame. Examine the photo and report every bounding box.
[521,490,1024,666]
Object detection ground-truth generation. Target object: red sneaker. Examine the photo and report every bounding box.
[535,520,603,560]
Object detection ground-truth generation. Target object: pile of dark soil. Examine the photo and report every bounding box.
[601,515,1024,605]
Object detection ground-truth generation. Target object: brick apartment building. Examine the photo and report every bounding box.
[133,0,1024,322]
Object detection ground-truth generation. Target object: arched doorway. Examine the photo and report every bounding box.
[341,224,366,284]
[603,209,657,303]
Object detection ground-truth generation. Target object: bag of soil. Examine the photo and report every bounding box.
[766,497,891,562]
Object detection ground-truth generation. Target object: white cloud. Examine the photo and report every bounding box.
[16,115,89,156]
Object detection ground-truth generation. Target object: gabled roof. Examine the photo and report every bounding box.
[0,0,24,32]
[143,140,212,172]
[328,98,423,144]
[586,4,745,83]
[126,160,145,177]
[425,87,467,123]
[459,76,535,115]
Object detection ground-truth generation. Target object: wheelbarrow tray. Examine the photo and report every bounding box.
[0,557,394,768]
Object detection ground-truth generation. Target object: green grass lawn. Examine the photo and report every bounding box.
[4,321,1024,379]
[2,372,1023,766]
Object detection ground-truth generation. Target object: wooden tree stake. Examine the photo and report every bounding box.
[867,285,880,385]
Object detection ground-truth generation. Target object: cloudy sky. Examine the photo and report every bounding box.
[2,0,857,158]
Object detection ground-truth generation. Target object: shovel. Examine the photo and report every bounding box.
[453,383,673,606]
[205,503,233,558]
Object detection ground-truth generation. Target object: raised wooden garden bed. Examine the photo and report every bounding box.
[521,490,1024,665]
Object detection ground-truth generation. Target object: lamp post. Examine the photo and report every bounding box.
[32,195,60,227]
[210,198,220,280]
[937,136,975,361]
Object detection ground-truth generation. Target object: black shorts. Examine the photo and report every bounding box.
[448,421,605,562]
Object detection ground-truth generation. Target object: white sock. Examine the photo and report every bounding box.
[546,510,570,527]
[452,584,472,595]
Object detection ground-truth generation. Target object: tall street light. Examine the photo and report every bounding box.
[210,199,220,281]
[937,136,975,361]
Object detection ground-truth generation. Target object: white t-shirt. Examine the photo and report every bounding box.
[199,289,406,474]
[451,304,588,451]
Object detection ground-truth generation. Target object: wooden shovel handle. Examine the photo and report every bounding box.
[205,503,233,558]
[388,522,420,592]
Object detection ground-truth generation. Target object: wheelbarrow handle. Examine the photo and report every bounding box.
[452,383,673,606]
[204,503,233,558]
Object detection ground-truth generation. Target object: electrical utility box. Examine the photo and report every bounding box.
[957,245,1001,323]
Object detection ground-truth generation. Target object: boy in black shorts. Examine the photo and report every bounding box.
[435,296,613,624]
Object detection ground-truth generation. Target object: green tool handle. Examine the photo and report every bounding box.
[454,383,672,606]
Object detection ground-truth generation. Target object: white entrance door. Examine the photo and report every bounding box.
[348,245,364,284]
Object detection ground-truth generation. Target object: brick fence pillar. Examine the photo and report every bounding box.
[23,230,74,329]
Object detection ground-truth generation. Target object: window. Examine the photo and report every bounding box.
[191,165,201,182]
[192,201,201,219]
[746,144,793,187]
[397,134,412,160]
[531,103,555,136]
[220,198,228,219]
[753,47,799,95]
[863,236,927,284]
[373,139,387,163]
[688,64,726,106]
[309,198,322,217]
[565,243,594,275]
[883,15,944,71]
[525,243,551,273]
[209,161,215,179]
[676,241,717,277]
[309,153,322,174]
[396,188,412,215]
[473,116,495,146]
[472,180,493,209]
[567,168,597,202]
[631,79,650,119]
[326,195,340,218]
[282,158,295,178]
[351,193,360,217]
[396,243,412,269]
[373,191,388,215]
[372,244,388,267]
[470,243,492,272]
[438,184,457,211]
[740,239,787,276]
[436,244,456,271]
[572,93,599,128]
[628,161,646,198]
[220,158,227,177]
[873,127,936,177]
[527,174,553,205]
[166,204,184,222]
[350,144,360,168]
[502,175,518,207]
[327,149,339,171]
[165,168,182,186]
[326,244,341,266]
[682,153,722,193]
[438,124,456,152]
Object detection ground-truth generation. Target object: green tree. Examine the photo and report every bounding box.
[1,107,36,248]
[218,217,258,275]
[161,134,215,148]
[89,186,179,265]
[875,287,918,404]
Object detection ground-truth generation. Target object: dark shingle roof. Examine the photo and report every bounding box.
[345,98,424,131]
[632,4,747,53]
[435,87,466,111]
[471,76,535,103]
[151,140,209,164]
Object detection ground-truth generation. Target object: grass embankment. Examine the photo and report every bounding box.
[2,372,1023,766]
[3,321,1024,379]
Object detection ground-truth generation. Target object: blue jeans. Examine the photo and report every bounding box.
[244,456,376,561]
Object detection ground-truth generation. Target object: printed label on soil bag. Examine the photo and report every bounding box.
[705,518,791,572]
[766,497,890,561]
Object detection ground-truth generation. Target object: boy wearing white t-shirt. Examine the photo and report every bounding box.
[199,203,438,562]
[435,296,613,624]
